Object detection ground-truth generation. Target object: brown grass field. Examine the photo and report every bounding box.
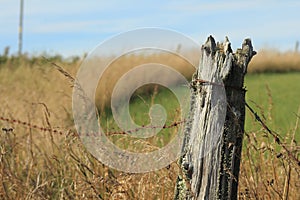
[248,49,300,73]
[0,49,299,199]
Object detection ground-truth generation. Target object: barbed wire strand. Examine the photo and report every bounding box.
[0,74,298,166]
[0,116,184,137]
[245,102,300,166]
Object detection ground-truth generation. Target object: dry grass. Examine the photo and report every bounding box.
[93,51,196,111]
[0,124,179,199]
[0,51,299,199]
[248,49,300,73]
[239,107,300,199]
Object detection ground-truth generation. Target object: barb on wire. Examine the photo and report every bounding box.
[245,102,300,167]
[0,116,69,136]
[192,78,246,91]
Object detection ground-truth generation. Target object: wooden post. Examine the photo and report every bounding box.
[174,36,256,200]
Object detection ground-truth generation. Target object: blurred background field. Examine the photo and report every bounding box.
[0,48,299,199]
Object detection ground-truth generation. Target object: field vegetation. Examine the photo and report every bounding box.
[0,48,299,199]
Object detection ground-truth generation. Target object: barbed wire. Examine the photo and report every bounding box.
[245,102,300,166]
[0,97,299,166]
[108,120,184,136]
[192,78,246,91]
[0,116,67,136]
[0,116,185,137]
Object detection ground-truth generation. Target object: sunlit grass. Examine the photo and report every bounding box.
[245,72,300,140]
[0,51,299,199]
[248,50,300,73]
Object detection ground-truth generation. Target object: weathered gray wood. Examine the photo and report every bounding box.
[174,36,255,200]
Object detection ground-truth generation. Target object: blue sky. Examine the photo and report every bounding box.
[1,0,300,57]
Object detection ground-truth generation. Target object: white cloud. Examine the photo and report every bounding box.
[166,0,263,14]
[24,0,129,16]
[15,0,163,35]
[25,17,144,34]
[1,0,300,55]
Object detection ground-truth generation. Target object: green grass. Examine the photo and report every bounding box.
[98,72,300,163]
[102,72,300,140]
[100,85,183,150]
[245,72,300,139]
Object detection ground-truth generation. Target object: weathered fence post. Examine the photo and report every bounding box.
[174,36,256,200]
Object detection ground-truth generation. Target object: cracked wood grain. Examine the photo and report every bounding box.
[174,36,256,200]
